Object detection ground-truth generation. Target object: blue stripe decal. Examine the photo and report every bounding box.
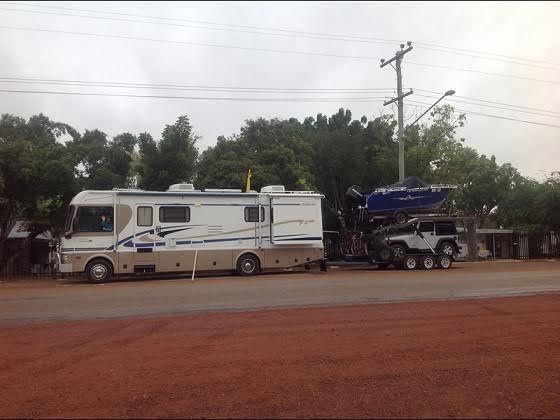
[275,237,323,241]
[61,247,108,252]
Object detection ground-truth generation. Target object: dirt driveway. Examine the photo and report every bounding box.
[1,293,560,418]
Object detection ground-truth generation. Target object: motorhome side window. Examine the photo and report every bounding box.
[73,207,114,232]
[244,206,265,222]
[137,206,153,226]
[159,206,190,223]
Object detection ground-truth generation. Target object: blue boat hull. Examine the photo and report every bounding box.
[366,187,453,213]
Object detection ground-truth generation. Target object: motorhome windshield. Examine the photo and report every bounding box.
[64,205,74,232]
[73,206,114,232]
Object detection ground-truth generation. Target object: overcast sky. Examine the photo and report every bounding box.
[1,1,558,180]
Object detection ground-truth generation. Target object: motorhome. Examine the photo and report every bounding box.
[58,184,325,282]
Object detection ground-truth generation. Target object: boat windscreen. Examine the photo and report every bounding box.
[388,176,428,188]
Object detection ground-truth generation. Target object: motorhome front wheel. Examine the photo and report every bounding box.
[86,259,113,283]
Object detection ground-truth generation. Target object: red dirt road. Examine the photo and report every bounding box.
[2,294,560,418]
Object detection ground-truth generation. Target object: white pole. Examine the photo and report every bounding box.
[191,249,198,281]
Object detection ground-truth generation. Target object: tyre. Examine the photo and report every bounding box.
[391,244,407,261]
[421,255,436,270]
[85,259,113,283]
[394,211,408,225]
[377,246,392,262]
[437,255,453,269]
[236,253,260,276]
[438,241,456,258]
[402,255,417,270]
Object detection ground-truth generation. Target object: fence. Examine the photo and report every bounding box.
[513,231,559,259]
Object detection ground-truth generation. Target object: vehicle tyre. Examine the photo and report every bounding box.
[85,259,113,283]
[377,246,392,262]
[394,211,408,225]
[391,243,407,261]
[236,253,260,276]
[439,241,456,258]
[403,255,417,270]
[421,255,436,270]
[437,255,453,269]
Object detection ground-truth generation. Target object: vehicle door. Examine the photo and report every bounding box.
[416,221,436,250]
[133,204,159,268]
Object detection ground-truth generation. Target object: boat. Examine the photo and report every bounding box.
[355,177,456,223]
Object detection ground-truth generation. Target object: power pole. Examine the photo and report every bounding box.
[381,42,414,181]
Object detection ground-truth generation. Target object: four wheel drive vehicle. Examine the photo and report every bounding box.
[386,219,461,258]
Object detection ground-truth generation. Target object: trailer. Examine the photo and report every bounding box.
[57,184,325,282]
[363,217,455,270]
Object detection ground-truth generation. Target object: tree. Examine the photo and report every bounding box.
[137,115,198,190]
[0,114,77,269]
[68,129,137,190]
[196,117,315,191]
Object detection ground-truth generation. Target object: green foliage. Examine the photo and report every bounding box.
[68,129,137,190]
[137,115,198,191]
[0,114,78,263]
[197,118,314,192]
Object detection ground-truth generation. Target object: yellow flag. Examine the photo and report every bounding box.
[246,169,252,192]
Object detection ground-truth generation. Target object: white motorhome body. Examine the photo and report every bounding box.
[58,185,324,282]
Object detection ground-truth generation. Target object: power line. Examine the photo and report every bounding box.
[3,1,558,70]
[0,88,389,102]
[414,94,560,119]
[0,76,395,93]
[414,89,560,115]
[407,100,560,129]
[2,24,559,86]
[2,76,557,120]
[407,61,560,85]
[0,24,384,62]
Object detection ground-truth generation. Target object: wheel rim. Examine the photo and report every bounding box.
[241,258,256,273]
[442,244,454,256]
[395,213,407,224]
[406,258,416,269]
[393,246,405,259]
[424,258,434,269]
[91,264,107,281]
[440,257,451,268]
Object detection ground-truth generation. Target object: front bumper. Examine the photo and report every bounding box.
[57,251,74,273]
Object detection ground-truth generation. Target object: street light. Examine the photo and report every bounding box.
[407,89,455,128]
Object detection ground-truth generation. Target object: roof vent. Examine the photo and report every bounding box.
[168,183,195,191]
[260,185,285,193]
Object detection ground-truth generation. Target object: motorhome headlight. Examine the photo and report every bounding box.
[61,254,71,263]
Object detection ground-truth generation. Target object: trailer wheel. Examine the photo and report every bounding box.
[85,258,113,283]
[236,253,260,276]
[421,255,436,270]
[437,255,453,269]
[402,255,417,270]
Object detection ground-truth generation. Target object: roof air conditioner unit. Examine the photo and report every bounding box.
[168,183,195,191]
[260,185,285,193]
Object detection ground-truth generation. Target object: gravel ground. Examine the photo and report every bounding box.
[1,293,559,418]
